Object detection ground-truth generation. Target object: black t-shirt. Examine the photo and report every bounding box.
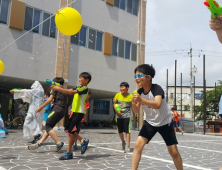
[51,86,68,109]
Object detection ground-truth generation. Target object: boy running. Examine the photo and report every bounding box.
[41,92,51,131]
[49,72,91,160]
[131,64,183,170]
[171,107,184,134]
[28,78,68,152]
[73,90,91,150]
[113,82,133,152]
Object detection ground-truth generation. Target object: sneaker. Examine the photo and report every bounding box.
[122,141,126,150]
[81,139,89,155]
[125,146,130,152]
[59,152,73,160]
[56,142,64,152]
[28,134,40,145]
[28,142,42,150]
[73,144,77,150]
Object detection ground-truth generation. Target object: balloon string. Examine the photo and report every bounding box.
[0,0,76,55]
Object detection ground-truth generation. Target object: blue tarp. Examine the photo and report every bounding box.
[219,95,222,115]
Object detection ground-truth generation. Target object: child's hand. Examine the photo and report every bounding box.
[132,93,142,103]
[35,107,43,113]
[10,90,14,94]
[209,16,222,31]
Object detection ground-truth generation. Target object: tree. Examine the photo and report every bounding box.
[194,80,222,121]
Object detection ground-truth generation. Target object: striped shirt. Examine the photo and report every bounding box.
[71,86,89,114]
[138,84,172,127]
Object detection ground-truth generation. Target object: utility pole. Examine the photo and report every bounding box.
[166,69,168,103]
[203,55,206,135]
[181,73,182,117]
[174,60,177,109]
[190,46,194,119]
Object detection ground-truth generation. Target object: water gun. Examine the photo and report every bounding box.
[115,104,121,115]
[45,79,60,86]
[133,90,137,94]
[13,88,22,90]
[204,0,222,19]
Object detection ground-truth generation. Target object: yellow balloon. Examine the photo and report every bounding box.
[0,60,4,74]
[55,7,82,36]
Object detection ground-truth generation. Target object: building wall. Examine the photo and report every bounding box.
[68,0,138,92]
[168,86,214,118]
[0,0,60,82]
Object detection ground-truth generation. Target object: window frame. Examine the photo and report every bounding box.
[0,0,11,25]
[24,5,56,39]
[93,100,110,115]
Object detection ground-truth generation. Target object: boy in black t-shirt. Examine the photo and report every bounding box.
[131,64,183,170]
[28,77,68,152]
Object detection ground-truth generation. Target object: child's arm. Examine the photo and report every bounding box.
[35,95,54,113]
[209,16,222,43]
[51,86,78,95]
[133,93,162,109]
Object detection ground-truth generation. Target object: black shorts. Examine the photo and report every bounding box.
[139,120,178,146]
[65,112,84,135]
[173,121,180,128]
[116,118,131,134]
[45,106,65,132]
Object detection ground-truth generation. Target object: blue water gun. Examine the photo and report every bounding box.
[45,79,60,86]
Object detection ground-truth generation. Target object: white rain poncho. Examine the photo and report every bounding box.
[14,81,44,138]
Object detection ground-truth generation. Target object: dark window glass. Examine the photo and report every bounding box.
[118,39,124,58]
[127,0,132,13]
[24,7,33,31]
[71,33,79,45]
[50,15,56,38]
[132,0,138,16]
[32,9,40,33]
[131,43,137,61]
[88,28,96,50]
[112,36,118,56]
[42,12,50,36]
[125,41,131,59]
[96,31,103,51]
[0,0,10,24]
[79,26,87,47]
[119,0,126,10]
[114,0,119,7]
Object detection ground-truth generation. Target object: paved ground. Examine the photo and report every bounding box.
[0,128,221,170]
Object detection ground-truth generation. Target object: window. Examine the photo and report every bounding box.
[96,31,103,51]
[132,0,138,16]
[131,43,137,61]
[119,0,126,10]
[24,6,56,38]
[127,0,132,13]
[42,12,50,36]
[93,101,110,115]
[32,9,40,33]
[24,7,33,31]
[125,41,131,59]
[88,28,96,50]
[50,15,56,38]
[79,26,87,47]
[114,0,119,7]
[112,36,118,56]
[71,32,79,45]
[0,0,10,24]
[118,39,124,58]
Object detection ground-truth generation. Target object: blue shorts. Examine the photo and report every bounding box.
[173,121,180,128]
[43,113,50,121]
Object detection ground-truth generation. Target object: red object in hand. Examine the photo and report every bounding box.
[213,0,219,7]
[204,1,210,7]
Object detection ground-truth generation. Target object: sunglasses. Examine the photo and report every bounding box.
[134,74,148,79]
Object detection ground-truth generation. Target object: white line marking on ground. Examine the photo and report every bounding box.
[0,167,7,170]
[91,145,212,170]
